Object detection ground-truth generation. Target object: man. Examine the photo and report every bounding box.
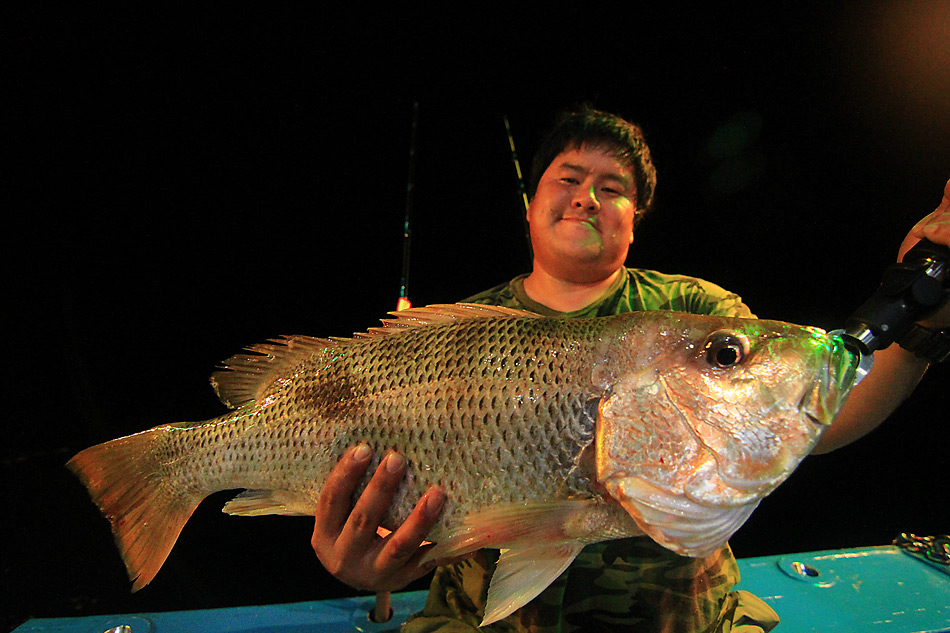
[310,109,950,631]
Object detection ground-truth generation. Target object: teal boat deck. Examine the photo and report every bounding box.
[13,546,949,633]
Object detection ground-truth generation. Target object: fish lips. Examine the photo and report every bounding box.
[805,332,860,425]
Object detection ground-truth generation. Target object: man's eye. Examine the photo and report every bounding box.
[560,177,579,184]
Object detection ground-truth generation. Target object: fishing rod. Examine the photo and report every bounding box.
[396,110,533,315]
[397,101,420,312]
[503,114,534,263]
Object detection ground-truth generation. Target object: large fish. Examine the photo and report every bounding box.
[68,304,856,626]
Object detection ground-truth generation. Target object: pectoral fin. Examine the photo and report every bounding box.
[422,500,596,563]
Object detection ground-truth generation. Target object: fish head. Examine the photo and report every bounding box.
[594,312,858,556]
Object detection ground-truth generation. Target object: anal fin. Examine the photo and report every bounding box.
[222,489,314,517]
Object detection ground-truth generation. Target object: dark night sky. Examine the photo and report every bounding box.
[5,4,949,631]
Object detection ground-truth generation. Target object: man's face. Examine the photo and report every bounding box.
[527,145,637,283]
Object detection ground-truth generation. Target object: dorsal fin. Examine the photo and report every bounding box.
[210,335,334,409]
[377,302,539,329]
[210,303,540,408]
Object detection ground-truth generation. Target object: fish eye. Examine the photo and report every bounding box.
[703,331,750,368]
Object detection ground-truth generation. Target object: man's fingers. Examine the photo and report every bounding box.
[310,449,453,592]
[362,487,447,591]
[334,452,408,552]
[900,180,950,259]
[379,486,445,565]
[380,544,478,591]
[313,444,373,539]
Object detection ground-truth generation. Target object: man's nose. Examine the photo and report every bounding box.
[573,187,600,211]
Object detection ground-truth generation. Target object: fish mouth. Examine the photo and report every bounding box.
[799,331,860,426]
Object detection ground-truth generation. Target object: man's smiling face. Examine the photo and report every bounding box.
[527,145,638,283]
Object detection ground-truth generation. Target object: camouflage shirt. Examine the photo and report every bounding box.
[403,269,778,633]
[460,268,754,320]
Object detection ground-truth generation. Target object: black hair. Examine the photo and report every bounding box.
[530,107,657,223]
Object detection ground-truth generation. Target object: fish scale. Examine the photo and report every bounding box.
[68,304,855,625]
[320,316,603,532]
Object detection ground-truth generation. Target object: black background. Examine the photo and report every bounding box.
[5,4,949,631]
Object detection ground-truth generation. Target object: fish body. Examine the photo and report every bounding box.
[68,304,856,625]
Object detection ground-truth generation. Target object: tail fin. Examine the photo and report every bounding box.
[67,428,202,591]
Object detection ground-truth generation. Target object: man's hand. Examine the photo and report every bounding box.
[311,445,447,593]
[813,179,950,454]
[898,178,950,328]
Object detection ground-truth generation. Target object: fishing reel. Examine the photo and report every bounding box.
[837,238,950,383]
